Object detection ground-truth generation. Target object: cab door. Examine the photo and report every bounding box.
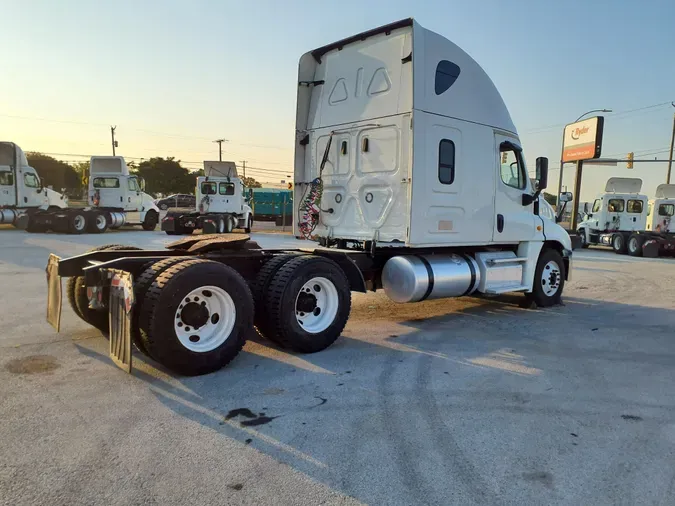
[21,171,46,208]
[0,171,16,207]
[492,134,536,243]
[125,177,142,222]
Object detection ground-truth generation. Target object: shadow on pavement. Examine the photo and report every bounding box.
[72,292,675,506]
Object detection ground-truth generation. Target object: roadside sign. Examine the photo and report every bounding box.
[562,116,604,162]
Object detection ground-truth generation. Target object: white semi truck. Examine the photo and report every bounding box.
[1,143,159,234]
[0,142,69,226]
[44,19,572,376]
[161,161,253,235]
[577,178,675,257]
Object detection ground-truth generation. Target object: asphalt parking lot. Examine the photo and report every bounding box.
[1,227,675,506]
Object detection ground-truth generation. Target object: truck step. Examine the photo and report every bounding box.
[484,284,529,295]
[486,257,527,265]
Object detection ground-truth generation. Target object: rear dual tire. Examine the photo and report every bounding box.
[612,233,628,254]
[255,255,351,353]
[627,234,645,257]
[87,212,109,234]
[137,259,253,376]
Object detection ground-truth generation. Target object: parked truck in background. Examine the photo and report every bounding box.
[161,161,253,235]
[1,142,159,234]
[577,178,675,257]
[45,18,572,377]
[0,142,69,226]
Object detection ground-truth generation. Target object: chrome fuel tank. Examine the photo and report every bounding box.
[0,208,23,225]
[108,212,126,228]
[382,254,480,303]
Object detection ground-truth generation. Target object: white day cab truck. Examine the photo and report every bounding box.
[44,19,572,376]
[161,161,253,235]
[577,177,675,257]
[1,142,159,234]
[0,142,69,226]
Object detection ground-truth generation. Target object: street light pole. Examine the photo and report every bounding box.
[557,108,612,210]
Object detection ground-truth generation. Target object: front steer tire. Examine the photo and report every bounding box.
[138,259,253,376]
[265,255,351,353]
[528,248,565,307]
[142,210,159,231]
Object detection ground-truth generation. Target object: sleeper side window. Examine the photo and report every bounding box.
[438,139,455,185]
[0,172,13,185]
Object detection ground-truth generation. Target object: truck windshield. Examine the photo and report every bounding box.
[93,177,120,188]
[659,204,674,216]
[0,172,13,185]
[201,182,217,195]
[592,199,602,212]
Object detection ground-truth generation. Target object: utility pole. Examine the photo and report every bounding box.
[110,126,117,156]
[213,138,227,161]
[240,160,247,181]
[667,103,675,184]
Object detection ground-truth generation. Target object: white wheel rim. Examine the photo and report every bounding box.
[614,236,622,249]
[295,277,339,334]
[629,237,637,252]
[217,218,224,233]
[540,260,561,297]
[74,215,85,231]
[174,286,236,352]
[96,214,106,229]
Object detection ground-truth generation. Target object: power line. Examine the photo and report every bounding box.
[523,100,675,135]
[0,112,290,151]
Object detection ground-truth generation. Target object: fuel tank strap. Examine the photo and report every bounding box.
[459,254,477,296]
[416,256,434,301]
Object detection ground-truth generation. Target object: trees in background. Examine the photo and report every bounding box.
[243,177,262,188]
[132,157,194,196]
[26,153,81,192]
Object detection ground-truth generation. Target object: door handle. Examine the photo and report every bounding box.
[497,214,504,233]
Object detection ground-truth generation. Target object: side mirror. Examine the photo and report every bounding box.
[535,157,548,190]
[558,191,573,203]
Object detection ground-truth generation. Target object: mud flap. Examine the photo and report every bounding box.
[46,254,63,331]
[107,270,135,373]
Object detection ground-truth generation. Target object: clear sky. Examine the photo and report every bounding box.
[1,0,674,199]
